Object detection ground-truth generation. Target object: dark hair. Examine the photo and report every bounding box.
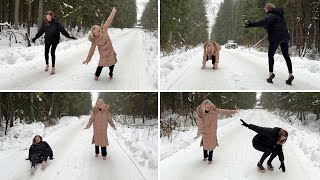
[279,129,288,137]
[44,11,54,25]
[33,135,43,145]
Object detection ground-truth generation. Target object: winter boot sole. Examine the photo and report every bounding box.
[266,73,275,83]
[286,75,294,85]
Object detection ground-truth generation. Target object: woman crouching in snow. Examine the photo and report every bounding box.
[83,7,118,81]
[26,135,54,169]
[194,99,237,164]
[201,41,221,70]
[84,99,117,160]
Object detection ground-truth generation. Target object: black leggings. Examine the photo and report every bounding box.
[95,146,107,157]
[45,42,58,67]
[95,65,115,77]
[203,149,213,161]
[253,143,279,164]
[206,55,216,65]
[268,40,293,73]
[30,149,53,166]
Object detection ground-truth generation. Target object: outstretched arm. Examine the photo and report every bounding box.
[217,108,237,116]
[251,14,274,28]
[33,23,45,42]
[84,43,97,64]
[248,124,274,136]
[103,7,117,30]
[57,21,72,38]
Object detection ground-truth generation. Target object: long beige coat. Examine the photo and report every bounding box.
[202,41,221,63]
[196,101,237,151]
[86,11,117,67]
[86,106,115,147]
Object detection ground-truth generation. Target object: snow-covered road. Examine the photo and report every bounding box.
[160,47,320,90]
[160,110,320,180]
[0,28,156,90]
[0,116,148,180]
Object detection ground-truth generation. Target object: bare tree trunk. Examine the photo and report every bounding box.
[9,93,14,127]
[30,93,35,122]
[27,0,31,36]
[37,0,43,30]
[14,0,19,29]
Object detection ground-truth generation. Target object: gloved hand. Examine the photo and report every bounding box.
[31,38,36,43]
[240,119,249,127]
[244,20,254,28]
[70,36,77,40]
[279,162,285,172]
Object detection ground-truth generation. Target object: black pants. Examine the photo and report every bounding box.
[268,40,293,73]
[253,143,279,164]
[203,149,213,161]
[95,146,107,157]
[45,42,58,67]
[95,65,115,77]
[206,55,216,65]
[30,149,53,166]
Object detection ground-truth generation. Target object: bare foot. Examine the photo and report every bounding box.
[41,161,46,169]
[94,76,99,81]
[102,156,106,160]
[45,65,49,72]
[95,154,99,157]
[208,161,213,165]
[50,67,55,75]
[203,158,207,161]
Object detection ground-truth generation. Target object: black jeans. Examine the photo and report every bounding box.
[45,42,58,67]
[206,55,216,65]
[95,146,107,157]
[253,143,279,164]
[268,40,293,73]
[203,149,213,161]
[95,65,115,77]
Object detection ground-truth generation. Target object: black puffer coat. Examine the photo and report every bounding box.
[251,8,290,43]
[28,141,52,161]
[34,17,72,44]
[249,124,284,161]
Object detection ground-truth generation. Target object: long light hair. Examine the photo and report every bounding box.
[203,41,220,54]
[88,25,104,42]
[93,99,110,112]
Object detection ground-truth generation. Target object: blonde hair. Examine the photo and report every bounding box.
[201,99,217,111]
[88,25,103,42]
[204,41,220,54]
[93,99,110,112]
[265,3,275,11]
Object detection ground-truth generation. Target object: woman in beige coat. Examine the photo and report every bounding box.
[84,99,117,160]
[201,41,221,70]
[194,99,237,164]
[83,7,118,81]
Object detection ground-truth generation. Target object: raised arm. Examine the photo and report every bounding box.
[248,124,274,136]
[196,105,204,137]
[103,7,117,30]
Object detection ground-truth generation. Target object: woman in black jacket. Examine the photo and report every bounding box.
[245,3,294,85]
[32,11,76,75]
[240,119,288,173]
[27,135,54,169]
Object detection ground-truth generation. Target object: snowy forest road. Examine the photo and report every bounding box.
[0,29,154,90]
[160,110,320,180]
[0,116,146,180]
[162,48,320,90]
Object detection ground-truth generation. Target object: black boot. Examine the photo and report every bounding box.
[267,161,274,171]
[267,73,275,83]
[257,162,266,172]
[286,75,294,85]
[109,72,113,79]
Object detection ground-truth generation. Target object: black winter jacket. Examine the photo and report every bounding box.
[251,8,290,43]
[28,141,52,160]
[34,17,71,44]
[249,124,284,162]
